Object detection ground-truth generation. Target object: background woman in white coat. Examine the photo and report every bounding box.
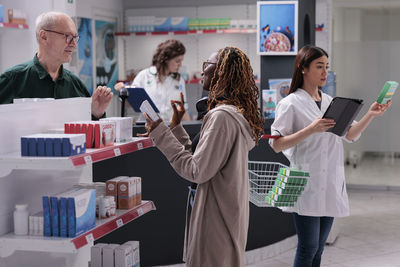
[142,47,264,267]
[269,45,391,267]
[115,39,189,121]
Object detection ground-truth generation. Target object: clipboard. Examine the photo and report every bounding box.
[126,87,160,113]
[322,97,364,136]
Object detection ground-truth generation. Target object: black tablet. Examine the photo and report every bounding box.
[322,97,363,136]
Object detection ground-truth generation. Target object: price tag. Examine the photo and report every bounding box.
[18,24,23,29]
[85,233,94,244]
[137,142,143,150]
[114,148,121,156]
[116,218,123,228]
[0,23,4,27]
[137,208,144,216]
[84,155,92,164]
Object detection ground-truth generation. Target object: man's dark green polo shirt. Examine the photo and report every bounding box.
[0,54,90,104]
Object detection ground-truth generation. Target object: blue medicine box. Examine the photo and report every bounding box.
[170,17,188,31]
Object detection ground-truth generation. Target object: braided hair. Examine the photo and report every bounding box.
[207,47,264,144]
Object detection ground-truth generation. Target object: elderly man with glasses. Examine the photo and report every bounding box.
[0,11,112,119]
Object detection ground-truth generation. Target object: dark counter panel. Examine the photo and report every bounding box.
[94,122,294,266]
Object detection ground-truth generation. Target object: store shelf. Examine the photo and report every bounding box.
[0,200,156,257]
[0,22,29,30]
[0,137,154,173]
[115,28,256,36]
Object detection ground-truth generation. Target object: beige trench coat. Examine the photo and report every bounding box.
[150,105,255,267]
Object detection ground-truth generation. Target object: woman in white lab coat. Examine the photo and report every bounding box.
[269,45,391,267]
[115,39,189,121]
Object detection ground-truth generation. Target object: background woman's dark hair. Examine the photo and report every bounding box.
[207,47,264,143]
[289,45,328,94]
[151,39,186,82]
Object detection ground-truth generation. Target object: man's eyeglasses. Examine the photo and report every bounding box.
[202,61,216,71]
[43,29,80,44]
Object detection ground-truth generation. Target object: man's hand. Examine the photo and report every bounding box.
[92,86,113,118]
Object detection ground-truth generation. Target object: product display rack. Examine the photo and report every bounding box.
[115,28,257,36]
[0,22,29,29]
[0,200,155,257]
[0,96,155,267]
[0,137,154,174]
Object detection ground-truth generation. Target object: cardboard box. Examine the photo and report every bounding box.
[91,243,108,267]
[115,244,133,267]
[118,177,138,209]
[100,117,133,143]
[103,244,120,267]
[66,189,96,237]
[106,176,128,208]
[124,241,140,267]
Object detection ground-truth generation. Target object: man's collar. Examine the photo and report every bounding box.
[33,53,65,81]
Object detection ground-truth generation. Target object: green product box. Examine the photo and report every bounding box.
[267,191,298,202]
[377,81,399,104]
[198,18,209,30]
[271,184,304,195]
[265,196,295,207]
[279,167,310,177]
[188,18,199,30]
[218,18,231,29]
[276,174,308,186]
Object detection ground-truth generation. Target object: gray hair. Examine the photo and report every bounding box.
[35,11,64,42]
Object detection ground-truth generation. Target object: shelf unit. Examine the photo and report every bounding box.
[0,200,155,257]
[115,28,256,37]
[0,137,154,174]
[0,22,29,30]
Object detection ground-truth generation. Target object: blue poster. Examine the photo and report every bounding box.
[77,17,93,94]
[257,1,298,55]
[95,20,118,92]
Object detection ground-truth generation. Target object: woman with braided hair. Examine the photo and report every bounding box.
[142,47,264,266]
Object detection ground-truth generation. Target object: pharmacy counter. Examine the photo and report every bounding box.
[93,120,294,266]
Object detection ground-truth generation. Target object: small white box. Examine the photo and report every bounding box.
[124,241,140,267]
[115,244,133,267]
[103,244,120,267]
[100,117,133,143]
[91,243,108,267]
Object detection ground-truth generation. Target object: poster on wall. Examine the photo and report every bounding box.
[95,20,118,92]
[257,1,298,55]
[76,17,94,94]
[268,78,292,102]
[262,89,277,119]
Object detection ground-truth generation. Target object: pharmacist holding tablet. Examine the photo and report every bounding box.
[269,45,391,267]
[129,39,189,122]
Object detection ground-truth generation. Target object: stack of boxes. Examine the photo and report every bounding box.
[65,121,116,149]
[42,188,97,237]
[266,168,309,207]
[7,8,27,24]
[20,133,86,157]
[106,176,142,210]
[91,241,140,267]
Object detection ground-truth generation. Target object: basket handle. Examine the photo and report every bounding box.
[261,134,281,139]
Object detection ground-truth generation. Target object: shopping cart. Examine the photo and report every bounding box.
[249,135,308,207]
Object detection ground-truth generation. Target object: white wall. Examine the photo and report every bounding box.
[332,6,400,152]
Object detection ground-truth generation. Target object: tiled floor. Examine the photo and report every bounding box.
[247,153,400,267]
[159,154,400,267]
